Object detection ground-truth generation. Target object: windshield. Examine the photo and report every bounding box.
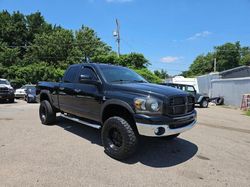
[100,66,147,84]
[0,80,10,85]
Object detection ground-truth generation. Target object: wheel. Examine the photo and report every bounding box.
[101,116,138,160]
[200,98,208,108]
[163,133,180,140]
[9,98,15,103]
[216,97,224,105]
[27,97,31,103]
[39,100,56,125]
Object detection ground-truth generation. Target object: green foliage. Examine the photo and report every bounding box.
[154,69,169,79]
[0,42,21,67]
[134,68,162,83]
[0,10,150,85]
[76,26,111,59]
[119,53,150,68]
[214,42,241,71]
[2,63,64,84]
[182,42,250,77]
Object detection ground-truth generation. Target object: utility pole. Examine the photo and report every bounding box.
[113,19,120,57]
[214,58,217,72]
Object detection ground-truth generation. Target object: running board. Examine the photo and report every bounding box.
[60,114,101,129]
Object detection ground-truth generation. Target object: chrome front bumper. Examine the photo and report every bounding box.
[136,120,197,137]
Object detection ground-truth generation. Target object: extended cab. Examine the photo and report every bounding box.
[37,63,197,160]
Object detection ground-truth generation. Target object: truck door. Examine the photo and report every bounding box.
[72,66,102,121]
[58,65,80,114]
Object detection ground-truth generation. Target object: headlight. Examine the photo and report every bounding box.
[9,88,14,92]
[134,97,162,113]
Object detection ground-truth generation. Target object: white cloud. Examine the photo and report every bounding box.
[160,56,183,63]
[187,31,212,40]
[106,0,133,3]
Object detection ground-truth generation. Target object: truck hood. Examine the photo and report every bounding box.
[0,84,13,89]
[112,83,188,98]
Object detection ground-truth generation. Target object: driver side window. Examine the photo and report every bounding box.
[79,67,98,81]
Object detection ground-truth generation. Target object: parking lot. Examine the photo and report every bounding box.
[0,100,250,186]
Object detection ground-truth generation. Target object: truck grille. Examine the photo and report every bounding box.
[0,87,9,93]
[165,96,195,116]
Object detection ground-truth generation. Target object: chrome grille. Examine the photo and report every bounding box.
[165,96,194,116]
[0,87,9,93]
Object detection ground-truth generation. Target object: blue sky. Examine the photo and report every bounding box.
[1,0,250,75]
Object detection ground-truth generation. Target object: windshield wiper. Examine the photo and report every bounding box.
[111,80,147,83]
[130,80,147,83]
[110,80,132,83]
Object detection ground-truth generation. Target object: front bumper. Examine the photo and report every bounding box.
[134,111,197,137]
[15,93,25,98]
[0,93,14,100]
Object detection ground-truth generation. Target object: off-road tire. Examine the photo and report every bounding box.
[39,100,56,125]
[101,116,138,160]
[9,98,15,103]
[200,98,208,108]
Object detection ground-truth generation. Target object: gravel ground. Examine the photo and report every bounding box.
[0,100,250,187]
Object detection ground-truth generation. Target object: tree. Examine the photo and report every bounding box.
[0,10,151,85]
[75,26,111,60]
[214,42,241,71]
[26,12,52,43]
[0,42,20,67]
[183,42,249,77]
[119,53,150,68]
[25,29,75,67]
[134,68,162,83]
[154,69,169,79]
[240,47,250,66]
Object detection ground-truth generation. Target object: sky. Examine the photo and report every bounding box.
[1,0,250,75]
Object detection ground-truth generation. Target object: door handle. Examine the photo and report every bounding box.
[74,89,81,93]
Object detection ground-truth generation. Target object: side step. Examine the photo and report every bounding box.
[60,114,101,129]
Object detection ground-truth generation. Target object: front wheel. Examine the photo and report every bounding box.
[39,100,56,125]
[101,116,138,160]
[200,99,209,108]
[9,98,15,103]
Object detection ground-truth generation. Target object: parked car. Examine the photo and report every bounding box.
[37,63,197,160]
[15,85,35,99]
[160,83,210,108]
[0,78,15,103]
[24,85,37,103]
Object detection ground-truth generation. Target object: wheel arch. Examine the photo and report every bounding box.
[101,99,138,133]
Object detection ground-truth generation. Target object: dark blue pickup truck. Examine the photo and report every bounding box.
[37,63,197,160]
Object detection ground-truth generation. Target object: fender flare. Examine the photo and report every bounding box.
[39,90,53,103]
[100,99,135,122]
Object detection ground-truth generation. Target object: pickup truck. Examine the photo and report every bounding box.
[0,78,15,103]
[37,63,197,160]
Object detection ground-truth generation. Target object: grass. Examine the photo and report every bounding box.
[246,110,250,116]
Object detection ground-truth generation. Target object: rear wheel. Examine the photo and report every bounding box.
[200,98,208,108]
[101,116,138,160]
[39,100,56,125]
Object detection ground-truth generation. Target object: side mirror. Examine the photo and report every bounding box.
[79,74,92,82]
[79,74,101,86]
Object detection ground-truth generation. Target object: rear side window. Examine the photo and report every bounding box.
[64,66,79,83]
